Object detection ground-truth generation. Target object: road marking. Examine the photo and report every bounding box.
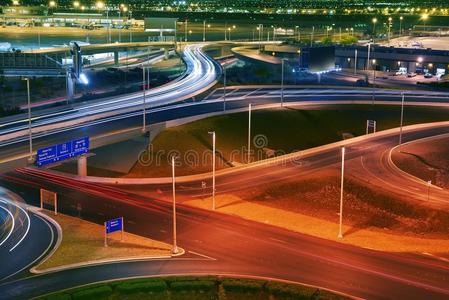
[422,252,449,264]
[0,204,15,247]
[1,213,55,282]
[8,202,31,252]
[188,250,217,261]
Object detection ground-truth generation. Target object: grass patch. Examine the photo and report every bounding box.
[38,276,348,300]
[128,105,449,177]
[36,212,172,271]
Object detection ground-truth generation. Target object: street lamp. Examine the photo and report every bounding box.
[73,1,79,8]
[247,103,252,163]
[421,13,429,32]
[372,17,378,40]
[22,77,33,163]
[142,65,146,133]
[49,0,56,7]
[399,16,403,36]
[338,147,345,239]
[95,1,104,9]
[281,58,286,107]
[208,131,216,210]
[12,0,19,5]
[398,92,405,148]
[171,156,179,255]
[388,17,392,44]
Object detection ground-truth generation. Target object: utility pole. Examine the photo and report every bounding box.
[208,131,216,210]
[338,147,345,239]
[354,49,358,75]
[398,92,405,147]
[247,103,252,163]
[171,156,179,254]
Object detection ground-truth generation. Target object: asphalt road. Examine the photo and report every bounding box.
[2,124,449,299]
[3,86,449,172]
[0,187,58,283]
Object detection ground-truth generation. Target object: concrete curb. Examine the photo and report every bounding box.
[387,133,449,190]
[31,247,185,275]
[28,209,63,275]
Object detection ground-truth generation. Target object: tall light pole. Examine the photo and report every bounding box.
[184,19,188,42]
[398,92,405,147]
[372,17,377,42]
[23,77,33,162]
[310,26,314,47]
[247,103,252,163]
[366,43,371,70]
[223,65,226,111]
[203,20,206,42]
[388,17,392,44]
[142,66,146,133]
[421,13,429,32]
[171,156,179,255]
[208,131,216,210]
[354,49,357,75]
[338,147,345,239]
[399,16,403,36]
[281,58,285,107]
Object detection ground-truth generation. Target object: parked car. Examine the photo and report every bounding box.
[406,72,417,78]
[395,71,406,76]
[424,73,433,78]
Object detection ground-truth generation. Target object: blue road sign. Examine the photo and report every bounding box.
[36,137,89,167]
[105,217,123,234]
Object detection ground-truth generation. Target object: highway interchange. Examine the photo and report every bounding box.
[1,42,449,299]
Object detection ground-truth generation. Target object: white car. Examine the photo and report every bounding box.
[407,72,417,78]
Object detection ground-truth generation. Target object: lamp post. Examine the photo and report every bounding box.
[171,156,179,255]
[310,26,314,47]
[247,103,252,163]
[22,77,33,162]
[372,17,377,42]
[208,131,216,210]
[184,19,188,42]
[372,59,377,104]
[388,17,392,44]
[338,147,345,239]
[223,65,226,111]
[203,20,206,42]
[281,58,285,107]
[399,16,403,36]
[142,66,146,133]
[398,92,405,148]
[421,13,429,32]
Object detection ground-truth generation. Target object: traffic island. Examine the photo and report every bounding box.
[185,169,449,254]
[37,276,349,300]
[32,212,179,273]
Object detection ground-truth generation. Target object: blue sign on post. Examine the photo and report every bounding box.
[104,217,124,247]
[36,137,89,167]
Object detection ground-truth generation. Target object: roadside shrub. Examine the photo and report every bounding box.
[170,280,216,292]
[116,280,167,294]
[222,278,265,292]
[43,294,71,300]
[266,282,316,299]
[72,285,112,300]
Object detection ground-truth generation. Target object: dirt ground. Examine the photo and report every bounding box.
[185,168,449,253]
[391,136,449,189]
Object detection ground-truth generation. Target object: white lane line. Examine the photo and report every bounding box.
[1,214,55,282]
[7,202,31,252]
[0,204,15,247]
[188,250,217,261]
